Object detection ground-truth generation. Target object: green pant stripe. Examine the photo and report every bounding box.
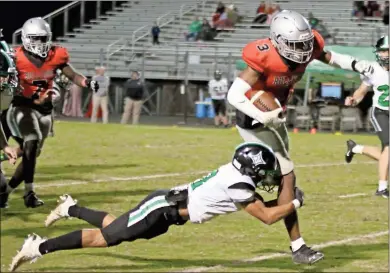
[127,197,169,227]
[6,105,22,139]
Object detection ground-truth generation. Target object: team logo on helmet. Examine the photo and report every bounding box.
[249,151,266,166]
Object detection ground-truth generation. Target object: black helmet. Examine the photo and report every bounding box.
[214,69,222,80]
[374,35,389,67]
[232,142,282,192]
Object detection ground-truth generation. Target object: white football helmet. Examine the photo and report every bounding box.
[21,17,52,58]
[270,10,314,64]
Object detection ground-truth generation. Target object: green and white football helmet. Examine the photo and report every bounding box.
[374,35,389,68]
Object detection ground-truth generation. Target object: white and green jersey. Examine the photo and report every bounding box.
[361,62,389,111]
[208,78,228,100]
[187,163,256,224]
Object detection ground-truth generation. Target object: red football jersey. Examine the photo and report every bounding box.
[241,30,325,107]
[14,46,69,98]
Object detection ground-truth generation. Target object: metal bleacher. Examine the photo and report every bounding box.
[105,0,387,81]
[13,0,387,81]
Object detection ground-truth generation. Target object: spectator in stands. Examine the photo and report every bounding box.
[366,1,380,16]
[151,22,160,45]
[215,2,225,14]
[256,1,266,14]
[308,12,319,29]
[214,4,238,29]
[186,16,202,41]
[121,71,145,125]
[91,66,110,124]
[227,4,239,26]
[308,12,333,43]
[383,1,389,25]
[198,18,216,41]
[266,4,281,24]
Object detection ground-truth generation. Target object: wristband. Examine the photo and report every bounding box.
[292,199,301,209]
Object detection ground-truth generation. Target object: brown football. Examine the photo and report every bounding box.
[246,90,281,112]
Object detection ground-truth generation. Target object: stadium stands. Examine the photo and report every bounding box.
[41,0,387,80]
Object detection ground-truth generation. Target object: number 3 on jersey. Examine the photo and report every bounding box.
[190,170,218,191]
[378,85,389,107]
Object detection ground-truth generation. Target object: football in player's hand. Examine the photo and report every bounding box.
[246,90,281,112]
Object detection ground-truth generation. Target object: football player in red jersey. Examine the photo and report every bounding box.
[0,17,99,208]
[227,10,374,264]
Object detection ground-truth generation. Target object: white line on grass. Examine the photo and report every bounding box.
[34,161,375,189]
[338,193,368,198]
[179,231,389,273]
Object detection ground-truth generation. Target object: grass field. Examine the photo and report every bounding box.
[0,121,388,272]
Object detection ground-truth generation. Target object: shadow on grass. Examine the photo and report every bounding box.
[31,163,140,183]
[1,188,152,224]
[36,242,388,272]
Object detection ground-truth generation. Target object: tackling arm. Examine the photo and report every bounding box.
[317,51,372,75]
[241,197,297,225]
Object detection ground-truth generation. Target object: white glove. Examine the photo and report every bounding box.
[354,60,374,77]
[257,108,286,128]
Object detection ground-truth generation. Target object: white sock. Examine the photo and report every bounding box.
[291,237,306,252]
[378,180,388,191]
[352,145,364,154]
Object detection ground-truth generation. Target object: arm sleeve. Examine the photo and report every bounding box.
[227,182,256,203]
[227,77,268,123]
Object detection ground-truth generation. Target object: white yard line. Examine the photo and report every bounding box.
[33,161,375,189]
[338,193,368,198]
[180,231,389,273]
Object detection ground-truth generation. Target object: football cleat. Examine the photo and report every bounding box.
[291,245,324,265]
[45,194,77,227]
[375,188,389,198]
[9,233,45,272]
[24,191,44,208]
[345,139,357,163]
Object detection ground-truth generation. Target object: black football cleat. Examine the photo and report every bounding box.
[0,191,9,209]
[291,245,324,265]
[375,189,389,198]
[345,139,357,163]
[23,191,44,208]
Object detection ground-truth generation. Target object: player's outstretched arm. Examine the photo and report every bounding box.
[317,51,374,76]
[61,65,99,91]
[241,188,304,225]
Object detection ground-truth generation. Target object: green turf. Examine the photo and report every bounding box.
[0,121,388,272]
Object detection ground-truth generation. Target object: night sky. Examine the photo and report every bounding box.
[1,1,72,42]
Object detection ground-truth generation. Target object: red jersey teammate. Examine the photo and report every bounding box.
[227,10,374,265]
[0,17,99,209]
